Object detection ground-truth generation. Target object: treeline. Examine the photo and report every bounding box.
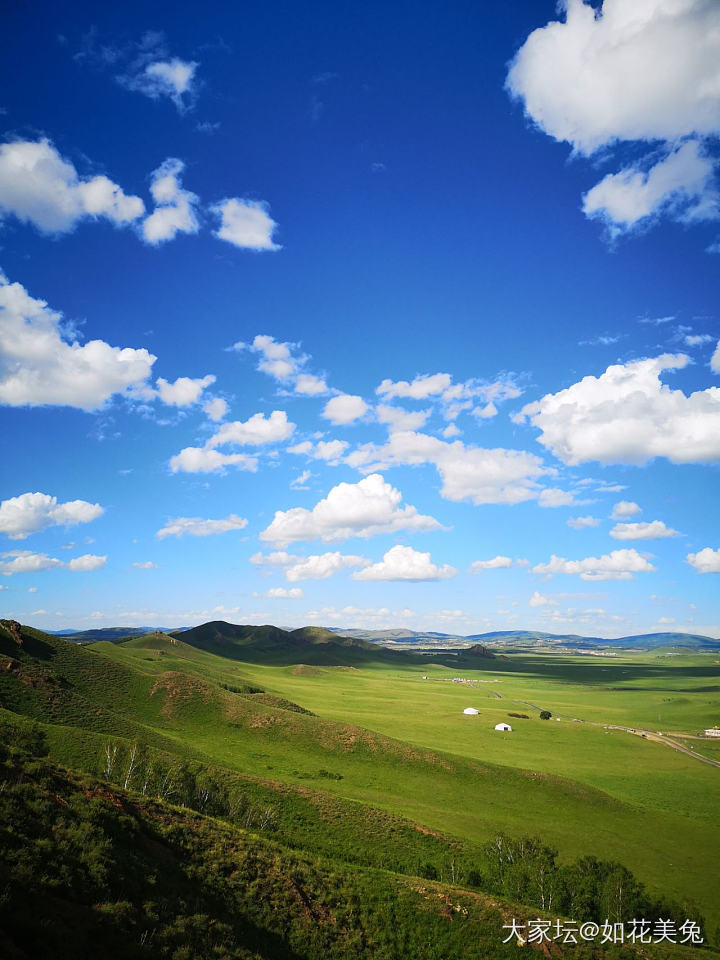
[101,739,279,833]
[421,834,705,935]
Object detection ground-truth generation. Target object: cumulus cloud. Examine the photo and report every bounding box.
[687,547,720,573]
[68,554,106,571]
[0,138,144,235]
[610,520,680,540]
[377,373,452,400]
[518,354,720,465]
[203,397,228,422]
[712,341,720,373]
[0,550,64,576]
[533,548,655,581]
[284,552,370,582]
[347,430,548,505]
[212,198,281,251]
[0,492,103,539]
[288,439,348,464]
[469,556,513,573]
[612,501,641,520]
[209,410,295,448]
[537,488,577,508]
[507,0,720,238]
[168,448,258,474]
[249,551,300,567]
[259,473,442,547]
[376,404,431,432]
[529,590,558,607]
[156,374,214,407]
[142,159,200,245]
[567,516,600,529]
[323,394,369,425]
[583,141,719,236]
[353,544,456,582]
[295,374,328,395]
[156,514,248,539]
[122,57,198,111]
[0,272,155,410]
[256,587,304,599]
[170,410,293,474]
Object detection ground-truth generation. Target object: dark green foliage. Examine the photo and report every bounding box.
[507,713,529,719]
[540,710,552,720]
[0,744,529,960]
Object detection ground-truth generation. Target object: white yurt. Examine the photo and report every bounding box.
[463,707,479,715]
[494,722,512,732]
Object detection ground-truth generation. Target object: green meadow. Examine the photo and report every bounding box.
[2,619,719,953]
[80,631,720,929]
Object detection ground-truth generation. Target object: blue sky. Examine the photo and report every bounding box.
[1,0,719,636]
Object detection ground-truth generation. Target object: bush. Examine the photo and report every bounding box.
[539,710,552,720]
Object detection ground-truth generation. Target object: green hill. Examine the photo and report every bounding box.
[1,617,718,954]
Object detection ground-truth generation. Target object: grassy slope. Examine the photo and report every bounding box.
[1,621,718,930]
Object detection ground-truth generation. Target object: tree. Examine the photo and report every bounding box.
[539,710,552,720]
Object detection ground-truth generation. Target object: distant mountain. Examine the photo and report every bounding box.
[49,626,187,644]
[171,620,429,666]
[328,626,720,652]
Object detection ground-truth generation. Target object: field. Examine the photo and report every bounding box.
[84,632,720,930]
[2,619,719,956]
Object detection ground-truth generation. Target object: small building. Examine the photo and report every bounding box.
[495,722,512,732]
[705,727,720,738]
[463,707,479,716]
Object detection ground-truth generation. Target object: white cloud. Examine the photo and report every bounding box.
[256,587,304,599]
[347,430,548,505]
[507,0,720,155]
[142,159,199,245]
[533,548,655,581]
[583,141,719,236]
[259,473,442,547]
[0,492,103,539]
[610,520,680,540]
[507,0,720,238]
[285,552,370,582]
[168,447,258,474]
[290,470,311,490]
[0,138,144,234]
[469,556,513,573]
[249,550,300,567]
[519,354,720,465]
[156,514,248,539]
[612,501,642,519]
[377,373,452,400]
[156,374,214,407]
[212,198,281,251]
[353,544,456,582]
[685,334,714,347]
[203,397,228,422]
[376,404,431,432]
[68,554,106,571]
[209,410,295,448]
[537,488,576,508]
[687,547,720,573]
[241,334,299,381]
[295,374,328,395]
[323,394,369,425]
[567,516,600,529]
[133,561,158,570]
[712,341,720,373]
[473,402,497,420]
[0,550,63,576]
[0,272,156,410]
[123,58,198,111]
[529,590,558,607]
[289,439,348,464]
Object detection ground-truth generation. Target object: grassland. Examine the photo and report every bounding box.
[1,618,718,950]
